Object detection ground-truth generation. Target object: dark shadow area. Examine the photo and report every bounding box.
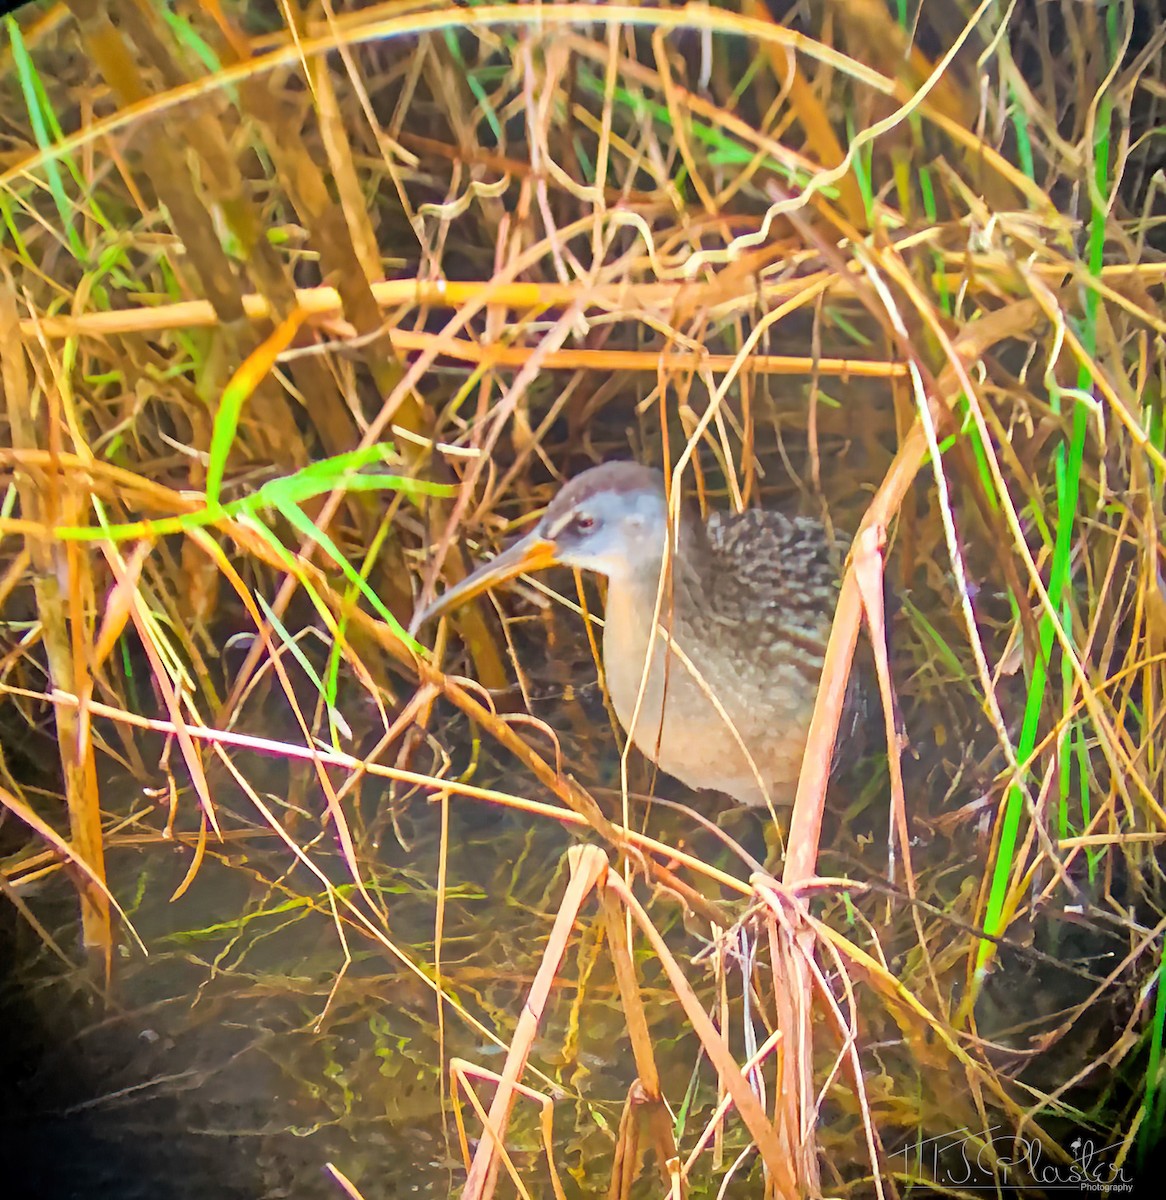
[0,898,267,1200]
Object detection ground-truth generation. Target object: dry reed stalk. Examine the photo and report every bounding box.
[461,845,607,1200]
[0,274,112,976]
[596,882,679,1195]
[768,293,1049,1184]
[603,867,801,1197]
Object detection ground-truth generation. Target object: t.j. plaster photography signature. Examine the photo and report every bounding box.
[895,1126,1134,1192]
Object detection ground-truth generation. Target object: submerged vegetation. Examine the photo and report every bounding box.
[0,0,1164,1196]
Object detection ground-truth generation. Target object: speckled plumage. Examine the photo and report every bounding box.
[600,491,848,808]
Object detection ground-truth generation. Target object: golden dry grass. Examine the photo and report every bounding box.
[1,1,1164,1195]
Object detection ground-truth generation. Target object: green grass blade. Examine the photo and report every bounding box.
[5,15,87,260]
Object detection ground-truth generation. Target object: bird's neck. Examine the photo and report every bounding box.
[615,506,711,621]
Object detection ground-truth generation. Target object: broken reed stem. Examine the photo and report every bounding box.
[602,871,802,1199]
[449,1060,569,1200]
[458,850,821,1200]
[597,883,678,1195]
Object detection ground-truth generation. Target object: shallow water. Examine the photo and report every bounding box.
[2,443,1148,1198]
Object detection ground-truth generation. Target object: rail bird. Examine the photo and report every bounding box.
[412,462,863,808]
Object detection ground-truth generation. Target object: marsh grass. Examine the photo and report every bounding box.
[1,1,1164,1196]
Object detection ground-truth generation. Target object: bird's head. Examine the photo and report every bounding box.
[410,462,674,632]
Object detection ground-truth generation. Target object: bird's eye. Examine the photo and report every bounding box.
[573,512,596,533]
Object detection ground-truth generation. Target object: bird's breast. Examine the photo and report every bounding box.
[600,579,819,807]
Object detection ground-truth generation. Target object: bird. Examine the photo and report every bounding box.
[411,461,861,809]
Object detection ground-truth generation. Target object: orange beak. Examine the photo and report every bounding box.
[409,530,561,635]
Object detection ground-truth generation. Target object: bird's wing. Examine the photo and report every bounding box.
[704,509,844,617]
[704,509,876,764]
[702,509,845,654]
